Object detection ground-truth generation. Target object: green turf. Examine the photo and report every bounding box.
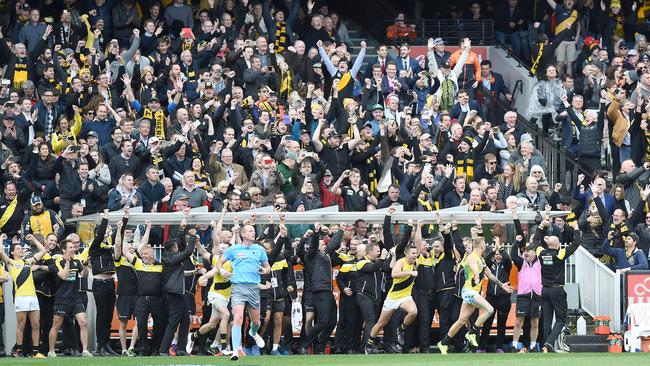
[0,353,644,366]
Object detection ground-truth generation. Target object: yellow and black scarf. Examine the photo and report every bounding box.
[274,21,287,53]
[142,107,166,140]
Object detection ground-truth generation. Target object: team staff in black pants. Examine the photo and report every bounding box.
[356,241,388,352]
[116,219,166,356]
[159,226,197,356]
[478,238,512,352]
[87,210,118,356]
[436,221,463,347]
[534,216,581,353]
[333,237,362,354]
[33,233,61,355]
[297,224,344,355]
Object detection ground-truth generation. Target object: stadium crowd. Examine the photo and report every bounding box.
[0,0,646,361]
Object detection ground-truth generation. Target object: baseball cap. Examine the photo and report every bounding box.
[240,191,252,201]
[300,128,309,135]
[370,104,384,111]
[176,193,189,201]
[149,136,160,144]
[420,133,432,141]
[30,196,43,206]
[204,81,214,89]
[285,151,299,161]
[3,111,15,120]
[432,38,444,46]
[87,131,99,138]
[441,59,452,68]
[363,121,373,130]
[628,49,639,56]
[324,169,333,176]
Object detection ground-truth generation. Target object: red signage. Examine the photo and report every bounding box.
[626,272,650,305]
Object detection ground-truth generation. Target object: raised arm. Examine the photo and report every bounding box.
[350,41,367,77]
[317,41,338,76]
[311,119,324,152]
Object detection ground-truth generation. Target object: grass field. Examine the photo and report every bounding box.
[0,353,644,366]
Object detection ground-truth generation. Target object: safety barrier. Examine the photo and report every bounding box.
[383,19,495,46]
[574,246,623,332]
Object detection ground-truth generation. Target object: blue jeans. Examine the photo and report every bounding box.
[620,145,632,163]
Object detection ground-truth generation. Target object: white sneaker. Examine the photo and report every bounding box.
[249,330,265,348]
[230,348,245,361]
[47,351,57,358]
[81,350,93,357]
[186,335,195,355]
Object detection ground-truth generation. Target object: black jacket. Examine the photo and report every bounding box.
[484,247,512,297]
[304,229,344,292]
[354,256,386,301]
[88,217,114,275]
[436,230,462,291]
[162,230,196,295]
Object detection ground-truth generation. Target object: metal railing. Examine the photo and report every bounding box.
[493,98,594,189]
[383,19,495,46]
[574,246,623,332]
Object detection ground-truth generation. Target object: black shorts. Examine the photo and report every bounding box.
[516,294,542,318]
[303,290,315,312]
[284,297,293,314]
[117,294,137,320]
[260,296,270,317]
[54,301,85,317]
[267,299,285,314]
[184,292,196,315]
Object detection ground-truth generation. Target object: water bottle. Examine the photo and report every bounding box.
[577,316,587,335]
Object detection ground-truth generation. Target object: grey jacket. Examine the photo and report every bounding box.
[19,22,47,53]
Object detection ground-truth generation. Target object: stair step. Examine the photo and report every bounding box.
[568,343,610,353]
[565,335,609,344]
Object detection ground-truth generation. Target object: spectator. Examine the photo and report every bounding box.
[386,12,416,44]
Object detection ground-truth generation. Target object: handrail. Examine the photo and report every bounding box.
[381,19,495,46]
[574,246,622,332]
[493,98,594,188]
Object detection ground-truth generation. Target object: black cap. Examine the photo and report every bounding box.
[3,111,15,120]
[628,232,639,243]
[441,59,452,68]
[240,191,252,201]
[30,196,43,206]
[300,128,309,135]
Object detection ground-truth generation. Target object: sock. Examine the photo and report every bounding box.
[441,335,452,345]
[232,326,242,353]
[512,341,520,349]
[399,323,407,331]
[530,342,536,349]
[469,324,479,335]
[192,331,200,341]
[172,339,177,346]
[273,344,279,351]
[250,323,260,336]
[220,334,228,349]
[368,337,377,345]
